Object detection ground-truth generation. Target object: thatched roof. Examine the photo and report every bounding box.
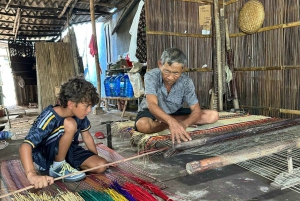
[0,0,132,41]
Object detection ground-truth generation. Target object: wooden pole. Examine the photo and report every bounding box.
[213,0,223,111]
[90,0,102,111]
[186,138,300,174]
[220,8,226,110]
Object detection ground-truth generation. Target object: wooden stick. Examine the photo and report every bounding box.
[186,138,300,174]
[214,0,223,111]
[0,147,167,199]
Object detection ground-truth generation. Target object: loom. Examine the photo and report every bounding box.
[0,144,173,201]
[112,112,300,193]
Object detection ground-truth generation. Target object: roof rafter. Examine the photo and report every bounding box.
[0,19,64,27]
[0,12,67,20]
[0,27,61,33]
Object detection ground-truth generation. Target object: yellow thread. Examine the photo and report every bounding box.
[105,188,128,201]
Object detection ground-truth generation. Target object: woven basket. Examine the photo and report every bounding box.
[238,0,265,34]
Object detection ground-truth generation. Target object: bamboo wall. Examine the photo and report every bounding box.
[145,0,213,108]
[226,0,300,118]
[35,42,75,112]
[145,0,300,117]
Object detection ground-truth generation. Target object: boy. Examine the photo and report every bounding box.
[19,76,107,189]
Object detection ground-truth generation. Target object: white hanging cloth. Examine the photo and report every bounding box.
[128,0,144,62]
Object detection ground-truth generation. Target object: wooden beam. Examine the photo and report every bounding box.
[0,3,109,14]
[0,3,62,11]
[0,12,67,20]
[0,33,59,37]
[224,0,239,6]
[147,30,211,38]
[13,8,21,41]
[59,0,74,18]
[0,27,60,32]
[0,19,64,27]
[111,0,139,35]
[57,0,116,7]
[77,0,115,7]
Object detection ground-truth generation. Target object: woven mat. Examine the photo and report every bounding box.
[0,144,166,201]
[112,112,275,150]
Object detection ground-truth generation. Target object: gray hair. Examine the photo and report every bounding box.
[160,48,187,67]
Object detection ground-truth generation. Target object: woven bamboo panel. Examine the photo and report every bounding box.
[145,0,213,108]
[35,42,75,111]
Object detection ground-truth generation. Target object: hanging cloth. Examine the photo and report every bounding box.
[89,34,98,57]
[128,0,144,62]
[135,5,147,63]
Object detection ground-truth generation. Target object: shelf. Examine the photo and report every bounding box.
[106,66,146,73]
[102,96,141,117]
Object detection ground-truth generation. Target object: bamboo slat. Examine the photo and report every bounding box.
[230,21,300,38]
[234,65,300,71]
[147,30,211,38]
[35,42,75,111]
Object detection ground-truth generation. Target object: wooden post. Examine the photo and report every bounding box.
[106,123,112,149]
[214,0,223,111]
[90,0,103,113]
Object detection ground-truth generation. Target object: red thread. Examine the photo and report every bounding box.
[123,182,157,201]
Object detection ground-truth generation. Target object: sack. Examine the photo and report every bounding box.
[128,73,144,98]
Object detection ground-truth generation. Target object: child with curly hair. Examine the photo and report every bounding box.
[19,76,107,189]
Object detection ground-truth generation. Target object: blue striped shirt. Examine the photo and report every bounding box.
[23,105,91,168]
[139,68,198,114]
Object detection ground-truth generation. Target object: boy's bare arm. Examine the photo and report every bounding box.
[81,131,98,155]
[19,143,36,176]
[19,143,54,188]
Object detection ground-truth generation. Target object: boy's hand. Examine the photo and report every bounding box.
[27,172,54,189]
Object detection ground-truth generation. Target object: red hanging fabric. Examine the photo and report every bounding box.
[89,34,98,57]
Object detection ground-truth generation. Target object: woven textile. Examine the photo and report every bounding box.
[0,144,168,201]
[112,112,277,151]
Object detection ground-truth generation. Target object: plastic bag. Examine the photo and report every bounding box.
[128,73,144,98]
